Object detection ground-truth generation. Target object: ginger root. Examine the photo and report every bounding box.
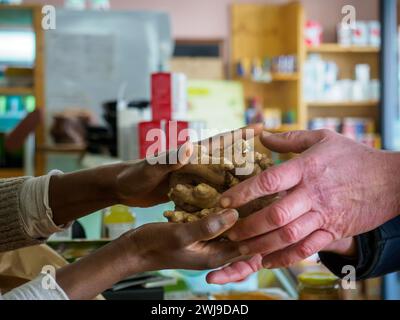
[164,139,276,223]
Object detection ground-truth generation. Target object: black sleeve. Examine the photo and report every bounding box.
[319,216,400,280]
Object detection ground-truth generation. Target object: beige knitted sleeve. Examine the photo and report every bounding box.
[0,177,42,252]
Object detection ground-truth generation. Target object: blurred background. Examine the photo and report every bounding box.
[0,0,399,300]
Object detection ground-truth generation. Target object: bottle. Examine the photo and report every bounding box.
[103,205,136,239]
[298,272,340,300]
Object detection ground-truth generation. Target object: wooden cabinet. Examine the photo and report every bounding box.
[0,4,45,177]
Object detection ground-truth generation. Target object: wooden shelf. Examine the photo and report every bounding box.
[0,4,40,10]
[307,100,379,108]
[307,44,380,53]
[0,168,24,178]
[266,124,300,133]
[238,73,299,84]
[271,73,299,81]
[0,87,34,95]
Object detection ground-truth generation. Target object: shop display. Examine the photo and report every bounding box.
[164,139,276,223]
[304,55,379,102]
[309,117,379,148]
[236,55,297,81]
[336,20,380,47]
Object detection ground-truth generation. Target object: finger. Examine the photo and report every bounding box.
[199,240,242,270]
[206,255,263,284]
[220,159,303,209]
[237,211,323,256]
[227,188,312,241]
[199,124,264,153]
[260,129,329,154]
[261,230,334,269]
[146,141,194,173]
[179,209,239,244]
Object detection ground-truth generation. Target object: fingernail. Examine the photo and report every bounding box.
[228,231,238,241]
[176,142,192,165]
[185,143,192,158]
[239,245,250,255]
[220,197,231,208]
[219,209,238,225]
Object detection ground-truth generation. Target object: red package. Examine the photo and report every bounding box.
[151,73,172,121]
[138,120,189,159]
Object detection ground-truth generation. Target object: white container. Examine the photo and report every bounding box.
[337,23,352,46]
[339,79,353,101]
[172,73,188,120]
[369,79,380,100]
[355,64,371,83]
[368,21,381,47]
[352,21,369,46]
[352,81,365,101]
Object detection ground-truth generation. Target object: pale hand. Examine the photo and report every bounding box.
[207,130,400,284]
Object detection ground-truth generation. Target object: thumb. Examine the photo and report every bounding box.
[180,209,239,244]
[147,141,193,174]
[260,129,328,154]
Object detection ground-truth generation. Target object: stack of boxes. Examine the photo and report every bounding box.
[118,72,199,161]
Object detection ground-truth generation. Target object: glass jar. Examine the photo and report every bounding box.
[298,272,340,300]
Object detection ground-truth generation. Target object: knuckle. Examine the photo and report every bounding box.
[170,227,187,247]
[281,224,299,243]
[259,170,280,193]
[200,220,215,238]
[269,204,289,227]
[303,154,319,171]
[277,255,293,268]
[317,128,332,138]
[143,163,156,178]
[297,243,314,258]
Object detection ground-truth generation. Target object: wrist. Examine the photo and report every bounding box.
[323,238,357,257]
[115,228,154,276]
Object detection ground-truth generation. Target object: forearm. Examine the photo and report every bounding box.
[55,237,145,300]
[49,163,124,225]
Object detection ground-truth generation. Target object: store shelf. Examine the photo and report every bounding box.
[307,100,379,108]
[307,44,380,53]
[238,73,299,84]
[0,87,34,95]
[0,168,24,178]
[0,4,40,10]
[271,73,299,81]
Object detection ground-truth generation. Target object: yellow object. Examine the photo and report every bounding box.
[297,272,340,300]
[103,205,136,239]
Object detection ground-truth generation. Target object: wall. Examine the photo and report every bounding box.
[26,0,379,42]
